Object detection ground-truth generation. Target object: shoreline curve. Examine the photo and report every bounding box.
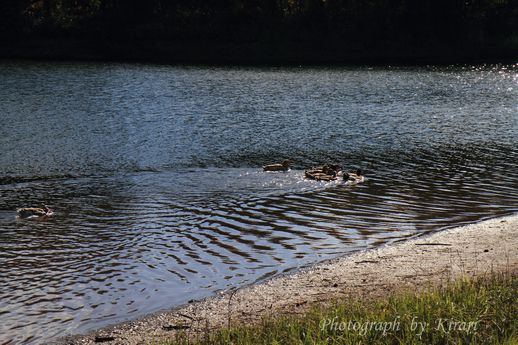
[60,213,518,344]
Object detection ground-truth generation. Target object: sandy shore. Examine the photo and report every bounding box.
[61,214,518,344]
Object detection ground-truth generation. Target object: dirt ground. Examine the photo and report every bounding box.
[61,214,518,344]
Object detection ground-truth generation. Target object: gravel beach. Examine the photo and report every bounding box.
[61,214,518,345]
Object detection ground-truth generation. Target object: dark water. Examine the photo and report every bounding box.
[0,62,517,344]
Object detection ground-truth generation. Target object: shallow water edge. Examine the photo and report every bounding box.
[60,213,518,344]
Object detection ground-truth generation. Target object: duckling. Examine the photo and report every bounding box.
[344,169,365,184]
[263,160,292,172]
[305,166,336,181]
[323,164,342,177]
[16,205,53,219]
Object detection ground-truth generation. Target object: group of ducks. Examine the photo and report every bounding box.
[263,160,365,184]
[16,162,362,219]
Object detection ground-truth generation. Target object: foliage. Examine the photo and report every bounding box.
[1,0,517,59]
[168,273,517,345]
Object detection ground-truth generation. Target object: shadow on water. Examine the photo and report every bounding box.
[0,63,517,343]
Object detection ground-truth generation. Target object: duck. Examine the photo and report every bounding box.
[16,205,53,219]
[305,163,341,181]
[344,169,365,184]
[263,160,292,172]
[306,172,336,181]
[323,164,342,177]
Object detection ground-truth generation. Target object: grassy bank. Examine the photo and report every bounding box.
[168,272,517,345]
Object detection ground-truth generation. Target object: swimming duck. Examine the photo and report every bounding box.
[263,160,292,172]
[323,164,342,176]
[305,172,336,181]
[344,169,365,184]
[16,205,53,219]
[305,163,341,181]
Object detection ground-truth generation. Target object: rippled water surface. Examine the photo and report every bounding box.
[0,62,517,344]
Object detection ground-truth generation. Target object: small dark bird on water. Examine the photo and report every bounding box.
[344,169,365,184]
[16,205,53,219]
[322,164,342,177]
[263,160,292,172]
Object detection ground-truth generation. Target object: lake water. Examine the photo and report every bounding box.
[0,62,517,344]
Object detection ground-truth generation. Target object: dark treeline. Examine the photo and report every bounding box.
[1,0,517,63]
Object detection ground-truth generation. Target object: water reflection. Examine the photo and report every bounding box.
[0,63,517,344]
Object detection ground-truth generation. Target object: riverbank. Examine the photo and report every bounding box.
[2,38,518,66]
[62,214,518,344]
[3,0,518,67]
[178,271,517,344]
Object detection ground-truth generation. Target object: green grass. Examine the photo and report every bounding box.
[165,272,517,345]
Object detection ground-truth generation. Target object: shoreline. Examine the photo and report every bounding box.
[61,214,518,344]
[1,39,517,67]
